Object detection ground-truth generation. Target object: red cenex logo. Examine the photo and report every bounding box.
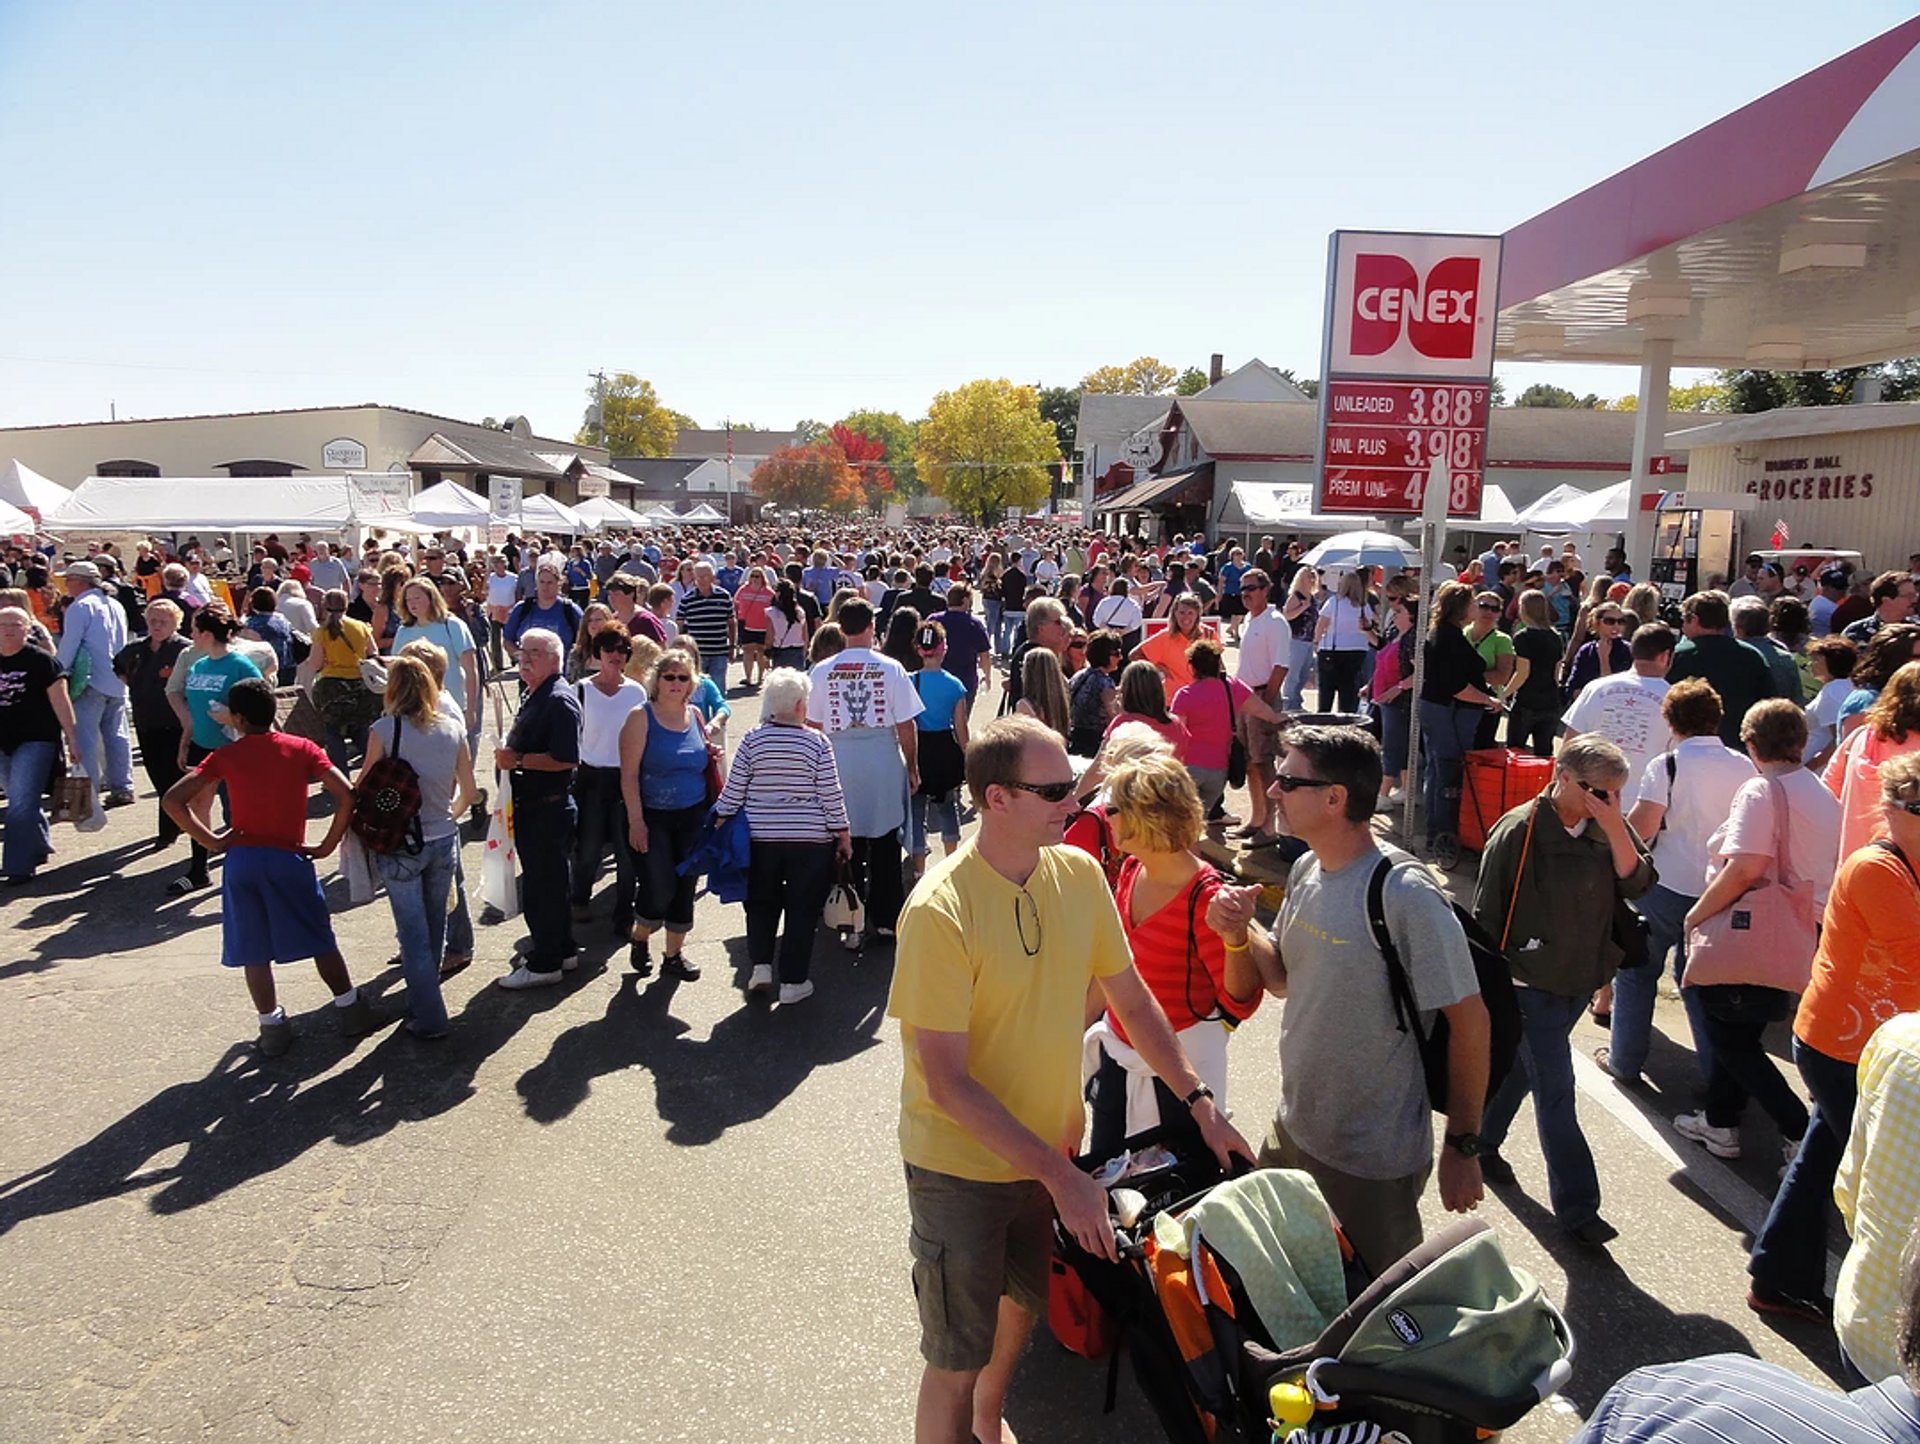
[1350,253,1481,360]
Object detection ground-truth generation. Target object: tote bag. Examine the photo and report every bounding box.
[1685,778,1819,991]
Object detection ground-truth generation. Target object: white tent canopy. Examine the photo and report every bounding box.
[1225,482,1389,532]
[1515,479,1632,536]
[572,495,647,530]
[48,474,445,535]
[409,479,491,529]
[519,491,589,534]
[678,502,726,524]
[1,459,73,518]
[0,495,36,534]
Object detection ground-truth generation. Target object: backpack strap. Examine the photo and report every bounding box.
[1365,856,1428,1045]
[1498,798,1541,953]
[1656,749,1677,835]
[1875,838,1920,889]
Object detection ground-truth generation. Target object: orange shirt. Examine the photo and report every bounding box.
[1797,843,1920,1063]
[1135,622,1217,706]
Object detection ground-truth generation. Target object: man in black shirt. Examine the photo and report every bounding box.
[495,628,583,990]
[1664,592,1778,747]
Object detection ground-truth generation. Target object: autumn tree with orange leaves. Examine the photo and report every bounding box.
[829,423,895,510]
[751,441,866,513]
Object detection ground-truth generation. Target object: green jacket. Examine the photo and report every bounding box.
[1472,795,1656,997]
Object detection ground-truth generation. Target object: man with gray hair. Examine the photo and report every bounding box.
[1732,596,1803,702]
[676,560,737,694]
[57,560,136,807]
[494,628,583,989]
[306,541,350,593]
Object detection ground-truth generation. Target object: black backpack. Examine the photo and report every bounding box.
[1363,856,1520,1114]
[349,719,425,856]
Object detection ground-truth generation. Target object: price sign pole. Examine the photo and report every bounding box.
[1401,451,1448,840]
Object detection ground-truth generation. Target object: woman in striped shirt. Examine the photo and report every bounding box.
[712,667,852,1005]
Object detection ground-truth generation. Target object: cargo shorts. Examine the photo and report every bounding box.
[1242,709,1288,768]
[904,1163,1052,1373]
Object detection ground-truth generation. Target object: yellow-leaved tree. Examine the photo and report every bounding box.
[576,372,680,456]
[915,379,1060,524]
[1081,357,1179,395]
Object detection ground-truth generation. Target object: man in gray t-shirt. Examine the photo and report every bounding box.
[1211,725,1489,1271]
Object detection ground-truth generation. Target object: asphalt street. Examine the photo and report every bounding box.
[0,677,1856,1443]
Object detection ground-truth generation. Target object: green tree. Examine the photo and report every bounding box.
[1036,385,1081,460]
[1277,368,1321,400]
[667,409,699,430]
[1081,356,1179,395]
[915,379,1060,523]
[576,372,680,456]
[1174,366,1208,395]
[1513,382,1603,409]
[1717,359,1920,413]
[1605,378,1731,413]
[792,419,827,444]
[836,408,922,496]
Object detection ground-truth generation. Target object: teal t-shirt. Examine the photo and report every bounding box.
[393,618,474,669]
[912,667,967,733]
[184,651,264,750]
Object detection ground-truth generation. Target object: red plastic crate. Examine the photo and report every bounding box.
[1460,748,1554,852]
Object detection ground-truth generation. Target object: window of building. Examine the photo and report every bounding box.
[219,460,298,478]
[96,459,159,477]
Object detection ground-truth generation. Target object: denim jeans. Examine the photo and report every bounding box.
[1693,984,1808,1136]
[909,791,961,856]
[1507,702,1561,759]
[1282,636,1315,711]
[1609,884,1714,1084]
[445,847,474,957]
[375,834,457,1036]
[571,765,634,926]
[1418,700,1480,845]
[1483,986,1603,1226]
[983,598,1005,654]
[746,839,838,984]
[1750,1037,1858,1300]
[633,801,706,933]
[1380,701,1411,780]
[702,652,729,695]
[1188,766,1228,817]
[0,741,58,879]
[72,687,134,795]
[513,790,576,970]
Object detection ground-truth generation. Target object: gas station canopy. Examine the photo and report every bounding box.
[1497,16,1920,371]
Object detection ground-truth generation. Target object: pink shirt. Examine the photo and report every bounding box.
[1171,676,1254,771]
[1103,710,1192,761]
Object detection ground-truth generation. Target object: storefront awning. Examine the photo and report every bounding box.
[1094,468,1195,512]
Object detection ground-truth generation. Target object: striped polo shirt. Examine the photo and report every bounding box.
[675,585,735,660]
[1573,1354,1920,1442]
[713,722,850,842]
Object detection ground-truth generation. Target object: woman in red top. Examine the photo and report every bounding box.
[732,565,776,688]
[1084,749,1261,1157]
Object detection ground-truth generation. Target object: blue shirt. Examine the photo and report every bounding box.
[503,598,584,652]
[716,565,744,592]
[183,651,264,750]
[911,667,967,733]
[640,702,709,809]
[1220,561,1247,597]
[56,587,128,698]
[936,610,991,695]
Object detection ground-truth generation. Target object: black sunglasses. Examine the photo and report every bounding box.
[1003,779,1076,803]
[1892,799,1920,817]
[1273,774,1336,793]
[1578,780,1614,803]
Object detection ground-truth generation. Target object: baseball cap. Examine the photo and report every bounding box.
[62,560,101,583]
[1819,566,1849,588]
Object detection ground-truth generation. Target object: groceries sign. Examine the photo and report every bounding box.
[1314,231,1502,518]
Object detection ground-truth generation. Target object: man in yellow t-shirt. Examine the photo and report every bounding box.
[888,714,1253,1444]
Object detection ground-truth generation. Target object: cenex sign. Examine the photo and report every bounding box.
[1313,231,1502,519]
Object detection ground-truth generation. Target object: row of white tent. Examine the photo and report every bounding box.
[1,463,730,537]
[1227,478,1633,538]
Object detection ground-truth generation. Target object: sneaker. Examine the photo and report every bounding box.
[1384,786,1407,805]
[661,953,701,982]
[1374,794,1396,814]
[1566,1216,1620,1248]
[102,789,137,809]
[842,930,864,952]
[561,955,579,973]
[1478,1150,1516,1186]
[748,964,774,995]
[497,963,564,990]
[1747,1284,1832,1323]
[629,940,652,976]
[778,980,815,1005]
[258,1018,294,1057]
[335,992,378,1036]
[478,904,506,926]
[1673,1110,1742,1159]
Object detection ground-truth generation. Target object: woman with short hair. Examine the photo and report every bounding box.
[362,655,476,1038]
[113,598,191,849]
[619,647,717,980]
[713,668,850,1003]
[734,564,776,687]
[243,585,295,684]
[1084,749,1261,1156]
[174,609,264,895]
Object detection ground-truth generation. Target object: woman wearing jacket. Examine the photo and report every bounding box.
[1472,735,1655,1248]
[113,597,190,849]
[1673,701,1841,1160]
[362,656,476,1039]
[1747,751,1920,1322]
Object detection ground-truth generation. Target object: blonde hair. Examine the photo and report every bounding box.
[647,647,698,702]
[400,578,448,624]
[1019,647,1071,739]
[626,634,664,685]
[1106,750,1204,855]
[1102,720,1175,770]
[398,637,449,685]
[383,655,441,728]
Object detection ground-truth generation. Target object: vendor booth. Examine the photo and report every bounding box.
[49,474,438,540]
[408,479,492,530]
[1,458,72,522]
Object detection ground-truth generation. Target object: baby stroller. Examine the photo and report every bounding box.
[1059,1156,1572,1443]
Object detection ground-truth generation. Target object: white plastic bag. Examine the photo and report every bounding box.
[479,767,520,919]
[71,763,108,833]
[337,829,382,905]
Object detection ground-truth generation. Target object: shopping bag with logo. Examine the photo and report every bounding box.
[479,766,520,920]
[821,860,865,935]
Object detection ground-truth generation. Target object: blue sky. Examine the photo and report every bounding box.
[0,1,1910,440]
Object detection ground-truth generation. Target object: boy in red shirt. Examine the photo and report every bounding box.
[163,679,374,1055]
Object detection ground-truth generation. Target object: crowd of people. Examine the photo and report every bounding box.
[4,519,1920,1444]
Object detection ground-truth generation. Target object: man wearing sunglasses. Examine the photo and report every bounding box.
[889,715,1254,1444]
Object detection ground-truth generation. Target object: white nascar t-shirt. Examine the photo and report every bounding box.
[807,647,925,733]
[1562,671,1674,807]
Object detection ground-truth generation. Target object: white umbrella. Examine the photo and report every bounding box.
[1299,529,1420,571]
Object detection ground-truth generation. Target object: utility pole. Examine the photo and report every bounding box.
[587,370,608,446]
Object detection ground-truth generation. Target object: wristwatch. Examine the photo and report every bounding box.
[1183,1084,1215,1109]
[1444,1131,1484,1158]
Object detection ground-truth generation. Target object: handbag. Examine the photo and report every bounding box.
[821,859,866,935]
[1221,677,1248,790]
[47,756,95,826]
[1684,778,1819,991]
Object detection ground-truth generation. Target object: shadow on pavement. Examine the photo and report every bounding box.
[515,934,889,1142]
[0,952,579,1232]
[2,842,225,980]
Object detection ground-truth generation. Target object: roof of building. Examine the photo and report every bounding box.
[671,428,804,458]
[410,430,581,477]
[1074,394,1174,449]
[0,401,584,452]
[1193,359,1311,404]
[1666,399,1920,449]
